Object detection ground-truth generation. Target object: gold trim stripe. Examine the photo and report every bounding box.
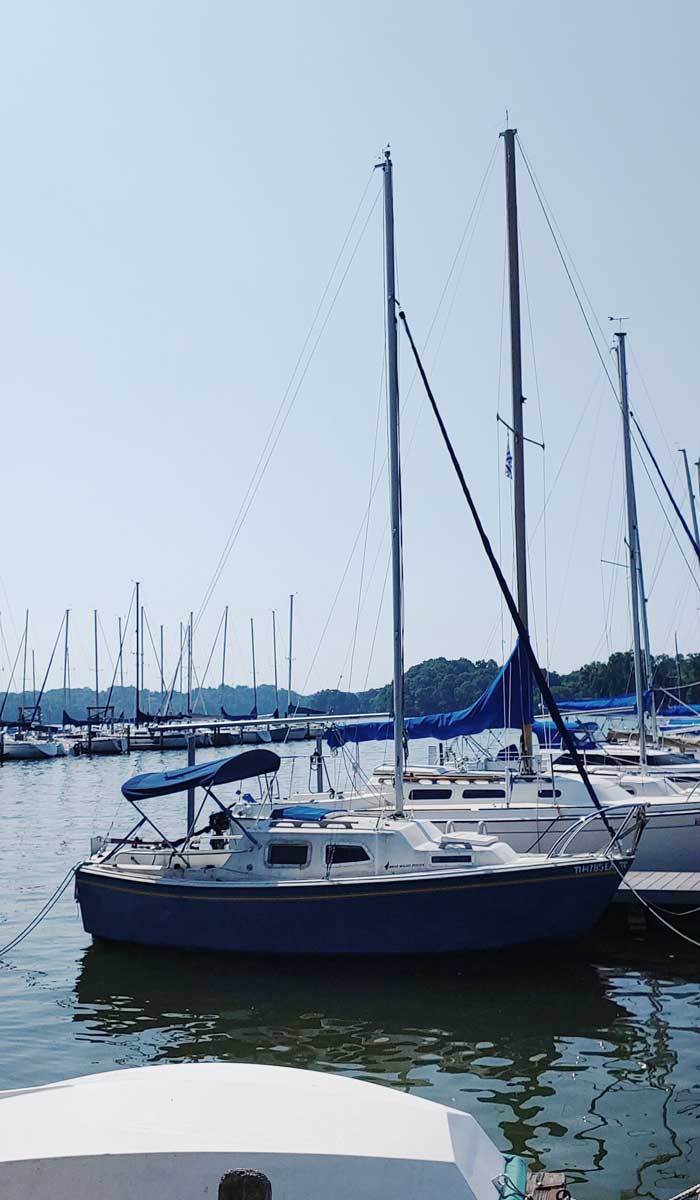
[77,864,622,904]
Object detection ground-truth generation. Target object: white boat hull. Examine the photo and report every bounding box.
[1,738,63,760]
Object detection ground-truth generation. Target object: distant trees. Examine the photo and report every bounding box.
[3,646,699,725]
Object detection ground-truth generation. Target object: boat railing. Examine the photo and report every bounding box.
[545,803,646,862]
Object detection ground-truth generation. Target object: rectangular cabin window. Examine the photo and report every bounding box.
[408,788,453,800]
[325,844,371,866]
[266,842,309,868]
[431,854,473,864]
[537,788,562,799]
[461,788,506,799]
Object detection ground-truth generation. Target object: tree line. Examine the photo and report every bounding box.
[3,646,698,725]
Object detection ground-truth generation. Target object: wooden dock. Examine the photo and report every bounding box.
[614,870,700,907]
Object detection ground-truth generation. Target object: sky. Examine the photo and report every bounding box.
[0,0,699,697]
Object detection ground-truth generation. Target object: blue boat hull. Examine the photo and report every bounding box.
[76,858,630,955]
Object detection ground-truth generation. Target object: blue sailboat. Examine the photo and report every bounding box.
[75,748,640,955]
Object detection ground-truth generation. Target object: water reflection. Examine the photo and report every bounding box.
[72,940,700,1195]
[74,946,620,1159]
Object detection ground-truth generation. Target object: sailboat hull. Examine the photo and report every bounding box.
[76,857,629,956]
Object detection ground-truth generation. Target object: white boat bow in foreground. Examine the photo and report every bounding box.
[0,1062,524,1200]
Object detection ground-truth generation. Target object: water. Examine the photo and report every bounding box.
[2,745,700,1198]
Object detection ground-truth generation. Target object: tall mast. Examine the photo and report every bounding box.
[63,609,70,708]
[187,610,193,716]
[272,610,279,715]
[160,623,165,700]
[615,331,647,765]
[675,631,682,702]
[681,448,700,548]
[179,621,184,695]
[287,594,294,715]
[21,609,29,708]
[32,650,36,705]
[381,149,405,814]
[94,609,99,707]
[118,616,124,689]
[502,128,532,766]
[220,606,228,701]
[250,617,258,715]
[134,581,140,723]
[140,605,145,695]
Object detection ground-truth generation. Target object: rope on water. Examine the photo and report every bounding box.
[0,862,81,960]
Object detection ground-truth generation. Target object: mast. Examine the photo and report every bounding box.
[381,149,405,814]
[63,609,70,708]
[502,128,532,767]
[160,624,165,701]
[187,610,193,716]
[272,610,279,715]
[614,331,647,765]
[250,617,258,715]
[140,605,145,695]
[675,632,682,702]
[179,621,184,696]
[287,594,294,715]
[93,609,99,707]
[220,606,228,702]
[135,581,140,724]
[118,616,124,689]
[681,448,700,548]
[21,609,28,708]
[32,650,36,705]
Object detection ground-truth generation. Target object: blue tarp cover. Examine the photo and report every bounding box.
[326,639,533,749]
[121,749,281,801]
[532,719,597,750]
[271,805,340,822]
[659,703,700,718]
[554,692,651,714]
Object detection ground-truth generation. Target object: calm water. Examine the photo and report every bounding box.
[1,744,700,1198]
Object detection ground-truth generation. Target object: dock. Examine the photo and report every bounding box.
[614,870,700,907]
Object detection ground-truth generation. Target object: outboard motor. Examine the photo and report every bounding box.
[208,809,232,849]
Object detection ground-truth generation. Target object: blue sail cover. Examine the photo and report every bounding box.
[659,703,700,718]
[554,692,651,714]
[532,719,598,750]
[326,639,533,749]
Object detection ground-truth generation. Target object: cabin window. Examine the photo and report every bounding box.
[461,788,506,799]
[325,844,371,865]
[432,854,472,864]
[408,788,452,800]
[537,789,562,799]
[266,842,309,867]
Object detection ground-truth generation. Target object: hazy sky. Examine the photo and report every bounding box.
[1,0,699,696]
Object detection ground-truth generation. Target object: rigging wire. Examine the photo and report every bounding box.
[193,176,382,636]
[518,218,551,677]
[399,305,613,829]
[97,612,115,673]
[516,132,700,582]
[296,141,502,701]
